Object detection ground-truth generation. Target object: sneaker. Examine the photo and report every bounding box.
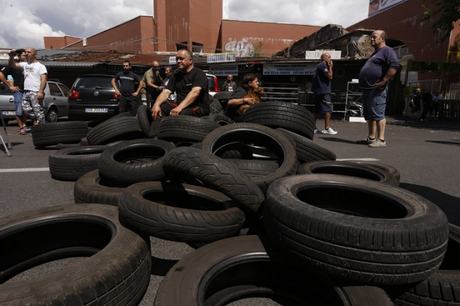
[19,128,27,135]
[322,128,337,135]
[368,139,386,148]
[314,128,322,134]
[356,137,376,145]
[22,125,31,132]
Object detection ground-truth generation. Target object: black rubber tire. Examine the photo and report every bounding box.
[86,116,145,145]
[242,101,315,139]
[200,122,298,191]
[98,139,175,185]
[212,91,232,109]
[49,146,106,181]
[278,128,337,162]
[31,121,89,148]
[118,181,245,242]
[137,104,153,137]
[74,170,126,205]
[154,235,394,306]
[264,174,450,285]
[229,159,280,178]
[353,161,401,182]
[209,97,223,114]
[297,160,400,186]
[387,223,460,306]
[204,114,234,125]
[163,147,265,214]
[157,116,220,144]
[0,204,151,305]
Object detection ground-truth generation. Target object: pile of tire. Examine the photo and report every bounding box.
[6,101,455,305]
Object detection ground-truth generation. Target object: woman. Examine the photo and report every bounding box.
[225,73,264,121]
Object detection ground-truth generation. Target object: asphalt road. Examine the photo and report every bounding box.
[0,116,459,305]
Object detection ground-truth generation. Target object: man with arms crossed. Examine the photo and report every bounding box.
[151,49,210,119]
[8,47,47,125]
[112,60,143,115]
[358,30,399,148]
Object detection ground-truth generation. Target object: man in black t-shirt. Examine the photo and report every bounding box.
[112,60,144,115]
[0,50,28,134]
[151,49,210,119]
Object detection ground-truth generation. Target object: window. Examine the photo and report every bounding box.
[48,83,63,96]
[58,84,70,96]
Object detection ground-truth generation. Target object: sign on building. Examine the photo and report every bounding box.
[207,52,236,64]
[209,65,238,76]
[305,50,342,60]
[263,63,317,76]
[368,0,407,17]
[169,56,177,65]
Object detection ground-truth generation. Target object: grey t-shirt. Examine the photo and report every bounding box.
[358,46,399,90]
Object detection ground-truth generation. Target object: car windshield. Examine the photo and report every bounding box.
[74,77,113,89]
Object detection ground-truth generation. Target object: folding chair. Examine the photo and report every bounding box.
[0,112,12,157]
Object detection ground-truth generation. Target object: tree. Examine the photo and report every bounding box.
[422,0,460,42]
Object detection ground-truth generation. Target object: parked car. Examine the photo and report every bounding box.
[67,74,120,121]
[0,81,69,125]
[206,72,219,96]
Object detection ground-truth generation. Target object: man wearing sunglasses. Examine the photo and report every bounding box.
[151,49,210,119]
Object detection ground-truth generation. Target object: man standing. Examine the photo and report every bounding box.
[358,30,399,148]
[313,53,337,135]
[8,47,47,126]
[1,49,28,134]
[112,60,143,115]
[221,74,237,92]
[142,60,163,107]
[151,49,210,119]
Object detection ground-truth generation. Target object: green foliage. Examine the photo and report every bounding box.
[421,0,460,42]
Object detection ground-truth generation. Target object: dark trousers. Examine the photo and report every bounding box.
[119,94,140,115]
[160,102,208,117]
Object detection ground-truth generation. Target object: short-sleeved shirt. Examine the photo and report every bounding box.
[1,65,24,90]
[225,87,248,119]
[142,68,163,94]
[166,67,209,111]
[313,61,331,95]
[20,61,47,92]
[410,93,421,108]
[358,46,399,90]
[114,71,141,95]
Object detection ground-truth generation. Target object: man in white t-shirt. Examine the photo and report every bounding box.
[9,47,48,125]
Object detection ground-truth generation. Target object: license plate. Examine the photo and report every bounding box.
[1,111,16,116]
[85,108,108,113]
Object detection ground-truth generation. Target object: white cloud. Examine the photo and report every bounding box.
[0,0,369,49]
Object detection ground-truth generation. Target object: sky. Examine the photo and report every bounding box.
[0,0,370,49]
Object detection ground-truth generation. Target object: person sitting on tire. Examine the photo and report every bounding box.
[225,73,264,122]
[151,49,210,120]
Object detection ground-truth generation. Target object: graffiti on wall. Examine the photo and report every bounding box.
[225,37,257,57]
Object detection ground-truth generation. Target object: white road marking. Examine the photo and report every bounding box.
[0,168,50,173]
[336,158,380,161]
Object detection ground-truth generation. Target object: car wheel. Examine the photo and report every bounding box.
[264,174,450,285]
[0,204,151,305]
[46,107,58,123]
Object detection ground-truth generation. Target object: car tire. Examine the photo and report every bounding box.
[86,116,145,145]
[387,223,460,305]
[353,161,401,182]
[157,116,220,144]
[242,101,316,139]
[163,147,265,214]
[74,170,126,205]
[31,121,89,148]
[0,204,151,306]
[154,235,394,306]
[45,107,58,123]
[277,128,337,162]
[137,105,153,137]
[118,181,245,243]
[264,174,450,285]
[297,160,400,186]
[200,122,298,192]
[209,97,223,114]
[49,145,106,181]
[98,139,175,185]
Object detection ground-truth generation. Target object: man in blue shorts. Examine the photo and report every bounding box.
[313,53,337,135]
[357,30,399,148]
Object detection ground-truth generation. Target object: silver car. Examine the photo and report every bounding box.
[0,81,70,125]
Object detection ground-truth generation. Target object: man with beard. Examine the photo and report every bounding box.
[142,60,163,107]
[112,60,143,115]
[357,30,399,148]
[151,49,210,119]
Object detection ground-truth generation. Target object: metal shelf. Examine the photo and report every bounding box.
[344,81,363,119]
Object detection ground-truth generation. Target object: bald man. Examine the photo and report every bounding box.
[8,47,48,126]
[222,74,237,92]
[142,60,163,107]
